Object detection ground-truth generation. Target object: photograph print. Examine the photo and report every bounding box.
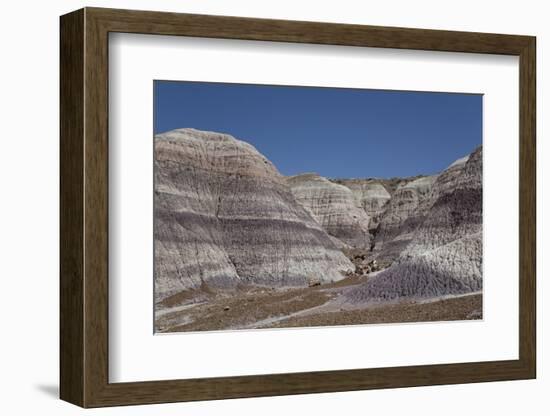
[153,81,483,333]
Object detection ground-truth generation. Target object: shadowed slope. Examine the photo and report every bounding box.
[346,146,482,302]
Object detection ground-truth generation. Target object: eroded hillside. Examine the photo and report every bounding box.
[154,128,482,331]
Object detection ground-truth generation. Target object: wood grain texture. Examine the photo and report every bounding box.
[83,10,110,406]
[518,38,536,375]
[59,7,537,408]
[59,8,84,406]
[89,7,532,54]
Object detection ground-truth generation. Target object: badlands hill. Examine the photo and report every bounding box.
[154,129,352,303]
[330,179,392,231]
[155,127,482,308]
[369,175,439,263]
[286,173,371,249]
[346,146,482,302]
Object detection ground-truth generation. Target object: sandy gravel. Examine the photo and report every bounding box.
[156,275,482,333]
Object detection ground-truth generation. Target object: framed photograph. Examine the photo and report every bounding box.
[60,7,536,408]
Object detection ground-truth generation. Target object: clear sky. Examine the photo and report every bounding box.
[154,81,482,178]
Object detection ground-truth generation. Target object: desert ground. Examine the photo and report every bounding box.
[156,272,482,333]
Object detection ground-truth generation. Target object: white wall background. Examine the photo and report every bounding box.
[0,0,545,414]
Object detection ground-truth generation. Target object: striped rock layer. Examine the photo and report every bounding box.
[154,129,353,303]
[286,173,372,249]
[346,146,482,302]
[372,175,439,261]
[332,180,391,231]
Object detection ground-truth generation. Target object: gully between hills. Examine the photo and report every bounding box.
[154,128,482,332]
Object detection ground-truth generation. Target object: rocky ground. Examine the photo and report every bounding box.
[156,270,482,333]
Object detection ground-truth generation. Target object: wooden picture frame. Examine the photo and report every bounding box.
[60,7,536,408]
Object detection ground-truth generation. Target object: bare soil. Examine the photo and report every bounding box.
[156,274,482,333]
[267,294,482,329]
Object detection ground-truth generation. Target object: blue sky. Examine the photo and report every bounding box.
[154,81,482,178]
